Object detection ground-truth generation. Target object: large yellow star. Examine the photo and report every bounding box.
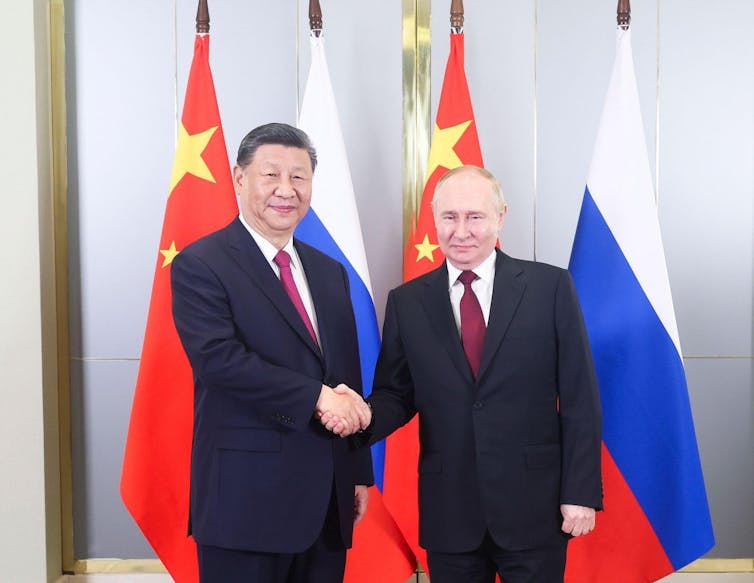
[425,120,472,183]
[160,240,180,268]
[414,234,440,263]
[168,123,218,194]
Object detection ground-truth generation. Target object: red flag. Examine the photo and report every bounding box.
[345,486,416,582]
[383,32,484,573]
[120,34,238,583]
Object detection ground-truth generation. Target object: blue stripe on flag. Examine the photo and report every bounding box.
[296,210,385,489]
[569,187,714,569]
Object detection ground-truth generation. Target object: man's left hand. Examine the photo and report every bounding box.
[354,485,369,525]
[560,504,596,537]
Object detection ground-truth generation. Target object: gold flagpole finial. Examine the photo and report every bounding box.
[617,0,631,30]
[196,0,209,34]
[450,0,464,33]
[309,0,323,37]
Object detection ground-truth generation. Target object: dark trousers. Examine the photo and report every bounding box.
[427,531,569,583]
[197,489,346,583]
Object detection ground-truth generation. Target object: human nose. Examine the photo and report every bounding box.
[454,217,471,238]
[275,174,295,197]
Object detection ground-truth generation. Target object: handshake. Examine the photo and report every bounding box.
[316,384,372,437]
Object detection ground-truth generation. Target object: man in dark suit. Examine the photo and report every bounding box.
[325,165,602,582]
[171,123,373,583]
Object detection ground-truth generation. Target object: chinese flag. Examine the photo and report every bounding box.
[120,34,238,583]
[382,32,484,573]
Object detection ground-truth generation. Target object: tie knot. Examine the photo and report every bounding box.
[274,249,291,269]
[458,270,477,287]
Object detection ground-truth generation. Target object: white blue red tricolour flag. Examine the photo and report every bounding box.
[565,28,715,583]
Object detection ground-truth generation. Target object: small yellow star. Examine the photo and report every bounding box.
[160,241,180,268]
[425,120,472,183]
[414,234,440,263]
[169,123,218,194]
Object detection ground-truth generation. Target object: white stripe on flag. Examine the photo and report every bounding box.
[586,29,681,353]
[298,35,375,298]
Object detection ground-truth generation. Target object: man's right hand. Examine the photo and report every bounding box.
[316,384,371,437]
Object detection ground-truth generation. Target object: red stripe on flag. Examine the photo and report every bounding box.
[566,444,673,583]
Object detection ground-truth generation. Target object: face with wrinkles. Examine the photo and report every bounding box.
[433,169,506,270]
[234,144,313,249]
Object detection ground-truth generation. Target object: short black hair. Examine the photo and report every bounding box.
[236,123,317,172]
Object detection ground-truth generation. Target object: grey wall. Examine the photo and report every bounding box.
[65,0,753,561]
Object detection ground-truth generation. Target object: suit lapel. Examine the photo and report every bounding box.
[421,264,476,382]
[225,220,322,360]
[293,240,331,358]
[477,250,525,381]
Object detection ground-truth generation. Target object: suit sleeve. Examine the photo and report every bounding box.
[171,250,323,431]
[364,289,418,444]
[556,270,604,510]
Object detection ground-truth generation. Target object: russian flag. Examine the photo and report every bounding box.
[565,28,714,582]
[295,34,414,582]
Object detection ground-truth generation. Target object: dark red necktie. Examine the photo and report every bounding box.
[458,270,485,378]
[274,250,319,346]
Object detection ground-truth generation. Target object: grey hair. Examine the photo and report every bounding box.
[431,165,506,213]
[236,122,317,172]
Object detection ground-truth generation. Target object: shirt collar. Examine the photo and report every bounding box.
[446,249,497,289]
[239,214,298,268]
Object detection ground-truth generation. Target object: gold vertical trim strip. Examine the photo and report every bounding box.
[401,0,431,247]
[50,0,74,572]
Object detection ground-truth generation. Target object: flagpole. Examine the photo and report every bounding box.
[401,0,431,249]
[450,0,464,33]
[309,0,322,37]
[196,0,209,33]
[617,0,630,30]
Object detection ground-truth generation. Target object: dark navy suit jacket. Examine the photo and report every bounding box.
[366,249,602,553]
[171,217,373,553]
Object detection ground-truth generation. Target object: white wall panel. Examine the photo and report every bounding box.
[658,0,754,358]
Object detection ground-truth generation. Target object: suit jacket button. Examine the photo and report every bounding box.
[473,401,483,409]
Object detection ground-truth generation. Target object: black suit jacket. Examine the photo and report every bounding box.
[367,249,602,553]
[171,217,373,553]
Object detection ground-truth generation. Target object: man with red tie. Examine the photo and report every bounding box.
[171,123,373,583]
[326,165,602,583]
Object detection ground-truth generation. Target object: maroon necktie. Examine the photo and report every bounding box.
[458,270,485,378]
[274,250,319,346]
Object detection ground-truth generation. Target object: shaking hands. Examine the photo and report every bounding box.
[316,384,371,437]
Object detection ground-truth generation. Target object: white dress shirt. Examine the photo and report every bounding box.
[446,250,497,335]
